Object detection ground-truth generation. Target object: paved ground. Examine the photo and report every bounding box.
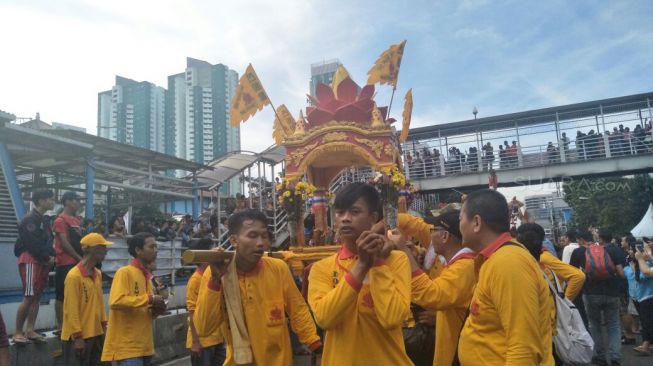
[160,345,652,365]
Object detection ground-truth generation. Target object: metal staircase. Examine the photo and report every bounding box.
[329,167,375,193]
[216,206,290,250]
[0,164,19,242]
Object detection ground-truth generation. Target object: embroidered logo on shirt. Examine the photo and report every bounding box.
[361,292,374,308]
[269,306,283,322]
[134,282,140,295]
[332,271,339,287]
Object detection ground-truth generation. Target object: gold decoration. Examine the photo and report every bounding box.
[284,121,390,146]
[295,142,379,179]
[293,110,307,137]
[384,143,395,157]
[288,141,319,167]
[370,103,385,129]
[322,132,348,143]
[356,138,384,158]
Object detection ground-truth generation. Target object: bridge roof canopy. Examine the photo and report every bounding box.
[406,92,653,141]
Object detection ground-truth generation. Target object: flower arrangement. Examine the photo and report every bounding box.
[277,178,316,222]
[370,164,410,228]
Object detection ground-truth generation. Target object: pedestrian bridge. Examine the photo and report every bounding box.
[402,92,653,192]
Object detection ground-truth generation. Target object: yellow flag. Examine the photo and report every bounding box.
[400,89,413,143]
[272,104,295,144]
[331,65,350,98]
[230,64,271,126]
[367,40,406,88]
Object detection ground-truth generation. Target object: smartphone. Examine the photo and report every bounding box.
[636,244,644,252]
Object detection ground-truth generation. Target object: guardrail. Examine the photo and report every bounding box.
[405,135,653,181]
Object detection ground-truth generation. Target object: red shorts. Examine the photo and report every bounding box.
[19,262,50,297]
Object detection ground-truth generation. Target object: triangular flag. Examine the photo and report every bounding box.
[367,40,406,87]
[400,89,413,142]
[230,64,271,126]
[272,104,295,144]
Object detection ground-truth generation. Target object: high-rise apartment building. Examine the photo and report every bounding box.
[98,58,242,195]
[165,58,239,165]
[309,59,341,97]
[97,76,165,152]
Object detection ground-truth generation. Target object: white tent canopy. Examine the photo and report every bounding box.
[631,203,653,238]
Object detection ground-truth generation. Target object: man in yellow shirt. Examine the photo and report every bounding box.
[194,209,321,366]
[308,182,413,366]
[186,238,226,366]
[395,210,476,366]
[61,232,112,366]
[457,189,553,365]
[101,232,167,365]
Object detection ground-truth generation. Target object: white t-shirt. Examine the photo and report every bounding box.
[562,242,579,264]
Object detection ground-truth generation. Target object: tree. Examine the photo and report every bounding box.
[563,174,653,236]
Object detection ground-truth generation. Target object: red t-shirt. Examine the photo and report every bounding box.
[53,213,81,267]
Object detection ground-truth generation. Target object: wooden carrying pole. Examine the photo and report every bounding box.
[182,250,235,264]
[182,250,285,264]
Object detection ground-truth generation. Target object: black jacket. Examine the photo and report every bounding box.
[15,209,55,262]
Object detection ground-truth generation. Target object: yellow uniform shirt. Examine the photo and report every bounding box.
[186,267,221,348]
[193,268,225,348]
[411,251,476,366]
[101,259,155,362]
[398,213,432,248]
[308,246,413,366]
[61,263,107,341]
[458,233,554,366]
[540,250,585,300]
[194,256,320,366]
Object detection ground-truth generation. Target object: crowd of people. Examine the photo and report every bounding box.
[405,122,653,179]
[3,184,653,366]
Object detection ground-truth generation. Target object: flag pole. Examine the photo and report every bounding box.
[385,40,405,121]
[387,86,397,120]
[267,100,286,132]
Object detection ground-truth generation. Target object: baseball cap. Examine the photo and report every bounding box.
[425,210,462,239]
[80,233,113,248]
[61,191,80,205]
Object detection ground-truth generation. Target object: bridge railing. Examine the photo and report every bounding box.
[405,135,653,181]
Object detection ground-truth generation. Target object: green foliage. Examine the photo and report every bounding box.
[563,174,653,236]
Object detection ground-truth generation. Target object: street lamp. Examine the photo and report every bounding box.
[473,106,478,120]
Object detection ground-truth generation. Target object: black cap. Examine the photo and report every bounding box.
[61,191,80,205]
[425,210,461,239]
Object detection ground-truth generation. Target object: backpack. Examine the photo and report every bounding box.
[544,270,594,365]
[584,244,616,280]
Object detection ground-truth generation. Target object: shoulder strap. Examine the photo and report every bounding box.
[542,268,563,299]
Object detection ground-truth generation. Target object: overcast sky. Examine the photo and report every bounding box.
[1,0,652,200]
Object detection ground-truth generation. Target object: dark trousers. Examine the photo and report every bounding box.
[62,335,107,366]
[638,297,653,343]
[191,343,226,366]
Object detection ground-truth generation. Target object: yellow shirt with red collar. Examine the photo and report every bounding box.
[186,267,224,348]
[61,263,107,341]
[458,233,554,366]
[101,259,155,362]
[194,256,320,366]
[308,246,413,366]
[411,248,476,366]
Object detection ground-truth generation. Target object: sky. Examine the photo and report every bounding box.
[1,0,652,199]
